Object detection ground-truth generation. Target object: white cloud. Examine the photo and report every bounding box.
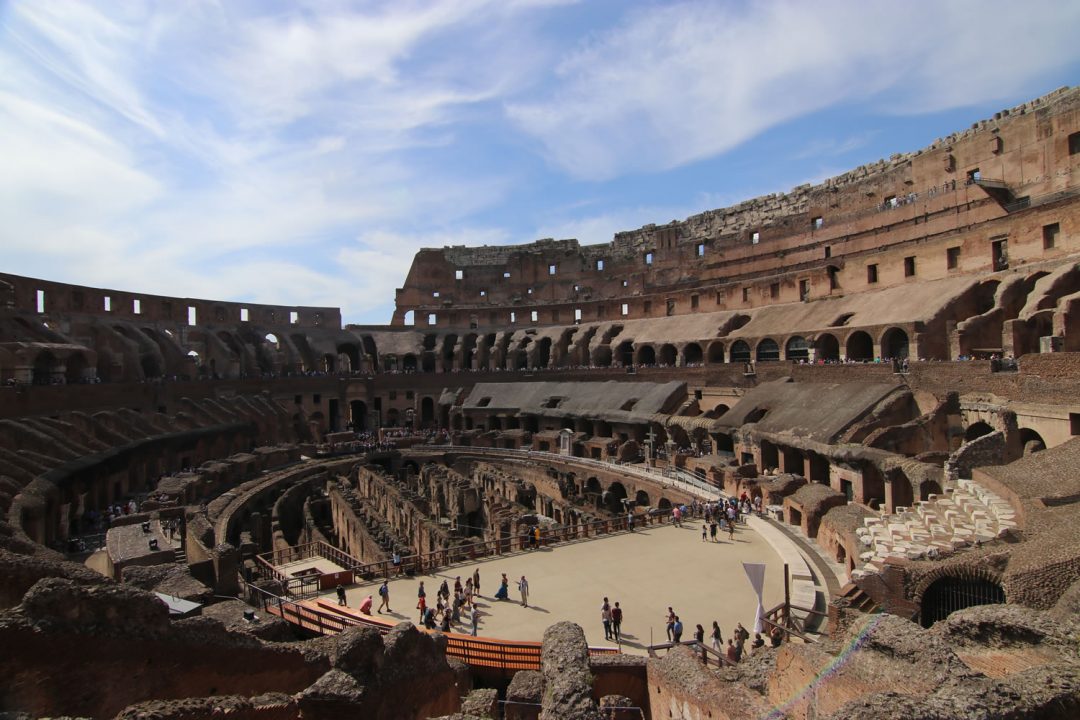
[507,0,1080,180]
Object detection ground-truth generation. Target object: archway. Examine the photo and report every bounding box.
[814,333,840,362]
[350,400,368,432]
[636,345,656,366]
[846,331,873,361]
[421,397,435,427]
[683,343,703,366]
[635,490,650,507]
[32,350,58,384]
[785,336,809,362]
[756,338,780,362]
[964,421,994,442]
[919,479,943,501]
[920,575,1005,628]
[880,327,910,359]
[1019,428,1045,456]
[421,352,436,373]
[605,482,627,514]
[536,337,552,368]
[729,340,751,363]
[65,352,89,383]
[140,355,162,379]
[707,341,724,364]
[402,354,417,372]
[616,341,635,367]
[658,344,677,366]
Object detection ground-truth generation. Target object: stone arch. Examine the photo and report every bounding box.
[880,327,910,359]
[616,340,635,367]
[441,334,458,371]
[657,497,672,510]
[65,352,89,383]
[140,355,162,379]
[729,340,751,363]
[658,343,677,366]
[350,400,368,431]
[635,489,650,507]
[402,354,418,372]
[535,337,552,368]
[421,397,435,427]
[421,352,437,373]
[756,338,780,362]
[636,345,656,366]
[585,477,602,495]
[461,334,478,370]
[814,333,840,361]
[707,341,724,364]
[337,343,360,373]
[32,349,59,384]
[916,569,1006,628]
[846,331,874,361]
[785,336,809,361]
[682,342,703,365]
[592,345,612,367]
[1019,428,1045,456]
[605,482,627,513]
[889,472,915,511]
[919,479,943,501]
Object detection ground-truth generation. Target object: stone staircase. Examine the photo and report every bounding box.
[851,478,1017,580]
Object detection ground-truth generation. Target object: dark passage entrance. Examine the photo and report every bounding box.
[920,576,1005,628]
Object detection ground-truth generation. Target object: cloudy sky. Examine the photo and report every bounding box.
[2,0,1078,325]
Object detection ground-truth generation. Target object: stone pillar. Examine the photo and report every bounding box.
[539,622,600,720]
[213,542,241,596]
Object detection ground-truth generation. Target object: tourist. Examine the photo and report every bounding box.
[694,623,705,644]
[735,622,749,651]
[377,580,391,613]
[702,524,708,542]
[770,626,784,647]
[418,580,426,602]
[627,511,634,531]
[518,575,529,607]
[471,606,482,636]
[672,616,683,643]
[726,639,738,664]
[336,584,347,606]
[473,568,481,597]
[495,573,509,600]
[751,632,765,652]
[709,521,718,542]
[728,519,736,541]
[454,576,463,596]
[611,602,623,641]
[392,550,402,575]
[602,597,613,640]
[665,607,676,641]
[711,621,722,653]
[439,578,450,601]
[359,595,373,615]
[417,593,427,623]
[441,609,452,632]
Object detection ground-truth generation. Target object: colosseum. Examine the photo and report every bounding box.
[2,87,1079,720]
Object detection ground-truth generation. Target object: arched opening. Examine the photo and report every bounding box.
[756,338,780,362]
[919,479,943,501]
[635,490,650,507]
[440,334,458,371]
[846,331,874,361]
[585,477,602,495]
[140,355,162,379]
[322,353,336,373]
[814,333,840,362]
[920,575,1005,628]
[461,334,478,370]
[617,341,635,366]
[964,421,994,442]
[658,343,677,366]
[657,497,672,510]
[386,408,400,426]
[880,327,910,359]
[350,400,368,432]
[421,352,437,373]
[785,336,809,362]
[64,352,89,383]
[536,337,552,368]
[705,403,729,419]
[605,482,627,514]
[890,475,914,511]
[683,343,703,366]
[421,397,435,427]
[402,354,418,372]
[707,341,724,364]
[1019,428,1046,456]
[729,340,751,364]
[32,350,58,384]
[636,345,656,366]
[362,336,378,368]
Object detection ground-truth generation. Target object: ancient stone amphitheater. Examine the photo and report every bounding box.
[2,88,1079,720]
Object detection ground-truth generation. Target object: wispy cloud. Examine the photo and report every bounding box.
[507,0,1080,180]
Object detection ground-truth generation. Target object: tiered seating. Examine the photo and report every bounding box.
[851,479,1017,579]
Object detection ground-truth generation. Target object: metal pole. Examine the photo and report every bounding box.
[783,563,790,631]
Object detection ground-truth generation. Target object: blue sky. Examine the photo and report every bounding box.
[2,0,1079,325]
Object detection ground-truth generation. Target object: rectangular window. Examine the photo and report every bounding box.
[596,259,604,271]
[799,279,809,300]
[770,283,779,299]
[666,299,675,316]
[294,395,302,405]
[645,252,654,265]
[405,391,414,400]
[388,391,395,401]
[967,168,981,184]
[455,270,464,280]
[1071,413,1080,435]
[432,291,440,298]
[1043,223,1060,250]
[503,271,511,278]
[527,287,533,294]
[742,287,750,302]
[35,289,44,313]
[696,243,705,257]
[867,264,878,284]
[187,305,197,325]
[531,310,538,322]
[691,294,699,309]
[824,246,831,259]
[885,195,898,208]
[313,393,322,404]
[427,313,437,325]
[551,309,559,322]
[290,311,299,324]
[1070,132,1080,156]
[239,307,248,321]
[479,290,486,297]
[548,264,556,275]
[904,256,916,277]
[992,238,1008,271]
[573,284,580,292]
[621,280,629,288]
[621,303,629,316]
[643,300,652,313]
[947,246,960,270]
[574,308,582,323]
[751,231,760,244]
[104,296,112,312]
[812,216,823,230]
[510,311,516,323]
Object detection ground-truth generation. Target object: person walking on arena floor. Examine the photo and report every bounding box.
[611,602,623,642]
[377,580,391,613]
[518,575,530,607]
[602,597,613,641]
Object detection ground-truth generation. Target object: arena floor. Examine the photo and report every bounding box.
[326,520,787,654]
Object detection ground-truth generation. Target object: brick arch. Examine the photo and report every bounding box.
[911,563,1007,609]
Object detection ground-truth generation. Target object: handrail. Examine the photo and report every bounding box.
[647,639,735,667]
[245,583,616,671]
